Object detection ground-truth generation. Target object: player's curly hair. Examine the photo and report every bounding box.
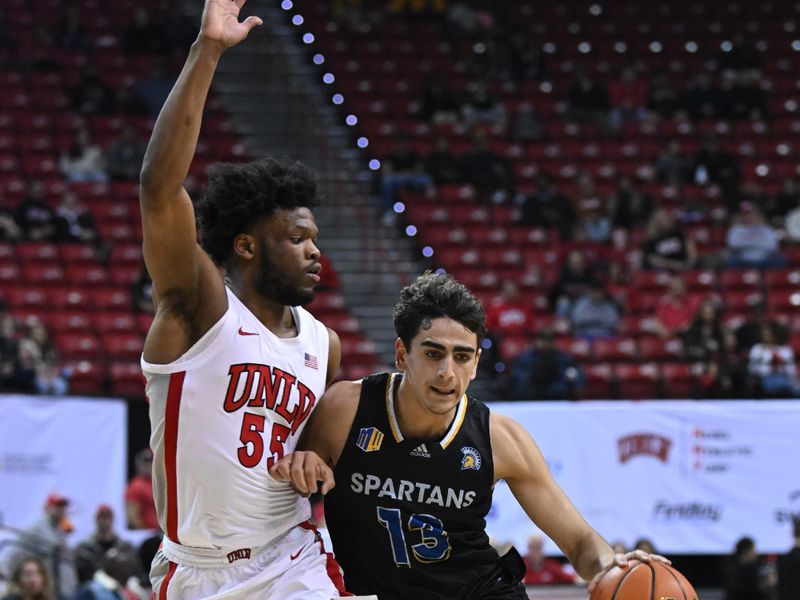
[394,271,486,349]
[195,158,319,267]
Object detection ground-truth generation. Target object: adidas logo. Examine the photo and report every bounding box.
[410,443,430,458]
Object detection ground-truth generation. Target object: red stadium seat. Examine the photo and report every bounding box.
[592,338,639,362]
[582,363,614,399]
[720,269,762,291]
[63,359,107,395]
[89,288,133,311]
[92,312,138,333]
[48,287,90,310]
[60,243,99,265]
[47,311,92,333]
[3,285,48,310]
[638,337,684,362]
[101,332,144,360]
[109,362,145,397]
[614,363,659,400]
[55,332,102,359]
[659,363,698,399]
[64,264,108,286]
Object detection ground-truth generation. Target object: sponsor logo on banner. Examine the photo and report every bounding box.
[774,490,800,524]
[0,453,56,474]
[690,427,753,473]
[618,433,672,463]
[652,500,723,521]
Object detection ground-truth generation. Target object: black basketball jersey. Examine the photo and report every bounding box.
[324,373,503,600]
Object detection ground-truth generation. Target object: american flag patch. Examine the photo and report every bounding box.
[304,352,318,369]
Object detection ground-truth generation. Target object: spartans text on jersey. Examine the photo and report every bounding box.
[350,472,477,509]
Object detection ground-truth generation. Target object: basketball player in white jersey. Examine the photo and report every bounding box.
[138,0,355,597]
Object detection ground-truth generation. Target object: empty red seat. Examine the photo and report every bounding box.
[16,242,60,264]
[659,363,698,399]
[56,332,102,359]
[63,359,107,395]
[48,311,92,333]
[109,361,145,397]
[582,363,614,399]
[21,263,65,285]
[101,332,143,360]
[92,312,138,333]
[639,337,684,362]
[48,287,90,310]
[64,264,108,286]
[60,243,99,265]
[592,338,639,362]
[614,363,660,399]
[3,285,48,309]
[720,269,762,290]
[89,288,133,311]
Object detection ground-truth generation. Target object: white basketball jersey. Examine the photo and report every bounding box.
[141,287,330,550]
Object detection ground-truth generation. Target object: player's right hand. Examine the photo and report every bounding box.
[269,451,336,496]
[199,0,263,51]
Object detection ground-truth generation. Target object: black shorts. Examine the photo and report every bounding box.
[457,547,528,600]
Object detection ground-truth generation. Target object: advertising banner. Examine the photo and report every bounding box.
[487,400,800,555]
[0,395,127,548]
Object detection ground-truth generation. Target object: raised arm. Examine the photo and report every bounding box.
[491,413,615,581]
[139,0,262,364]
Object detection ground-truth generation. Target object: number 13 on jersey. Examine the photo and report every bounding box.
[377,506,451,567]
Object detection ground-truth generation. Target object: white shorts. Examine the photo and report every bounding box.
[151,522,348,599]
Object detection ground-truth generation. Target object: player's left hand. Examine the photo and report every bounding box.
[586,550,671,594]
[269,451,336,497]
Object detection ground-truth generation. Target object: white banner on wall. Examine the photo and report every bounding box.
[487,400,800,555]
[0,395,127,548]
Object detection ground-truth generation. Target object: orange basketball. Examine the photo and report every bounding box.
[590,559,698,600]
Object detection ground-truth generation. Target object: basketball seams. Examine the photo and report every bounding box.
[645,561,656,600]
[610,562,644,600]
[664,564,693,600]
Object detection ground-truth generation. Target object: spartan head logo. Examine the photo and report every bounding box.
[460,446,482,471]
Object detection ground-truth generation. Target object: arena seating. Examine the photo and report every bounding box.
[0,0,381,396]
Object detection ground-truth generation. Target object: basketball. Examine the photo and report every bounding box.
[590,560,698,600]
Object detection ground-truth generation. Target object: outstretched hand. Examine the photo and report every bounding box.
[269,451,336,497]
[200,0,263,51]
[586,550,671,595]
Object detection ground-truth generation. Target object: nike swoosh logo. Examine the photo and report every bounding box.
[290,548,302,561]
[238,327,258,336]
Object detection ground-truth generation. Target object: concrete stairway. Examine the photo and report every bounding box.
[178,0,426,367]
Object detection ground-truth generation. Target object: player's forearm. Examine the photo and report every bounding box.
[139,39,222,204]
[568,531,615,581]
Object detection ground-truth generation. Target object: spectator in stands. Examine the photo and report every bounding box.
[71,548,141,600]
[507,329,584,401]
[647,73,682,120]
[654,140,691,188]
[59,129,107,183]
[681,73,721,121]
[522,534,577,585]
[507,29,545,81]
[567,71,610,127]
[485,279,534,335]
[105,126,147,182]
[0,193,22,240]
[69,66,116,117]
[5,494,78,599]
[516,171,575,239]
[769,176,800,225]
[735,301,789,354]
[748,323,799,398]
[54,191,99,244]
[130,266,154,314]
[724,537,768,600]
[610,175,654,230]
[125,449,158,531]
[778,518,800,600]
[725,202,787,270]
[642,208,697,271]
[645,273,703,339]
[461,81,506,130]
[721,70,767,121]
[379,134,433,223]
[633,538,657,555]
[54,6,88,51]
[569,280,622,340]
[74,506,136,586]
[122,7,169,54]
[719,35,762,74]
[425,138,462,186]
[608,66,649,127]
[17,320,67,396]
[1,556,54,600]
[577,206,612,243]
[548,249,599,317]
[131,62,176,116]
[509,102,544,143]
[458,130,514,203]
[692,135,741,207]
[420,79,461,124]
[15,181,57,242]
[682,300,726,361]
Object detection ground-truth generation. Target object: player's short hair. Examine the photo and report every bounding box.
[393,272,486,349]
[195,158,319,267]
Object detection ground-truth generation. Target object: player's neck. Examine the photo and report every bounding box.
[228,279,297,337]
[395,379,456,440]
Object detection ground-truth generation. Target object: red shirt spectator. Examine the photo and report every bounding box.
[486,281,534,334]
[649,274,703,338]
[523,535,576,585]
[125,448,158,530]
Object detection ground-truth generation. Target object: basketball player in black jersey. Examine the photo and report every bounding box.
[272,273,666,599]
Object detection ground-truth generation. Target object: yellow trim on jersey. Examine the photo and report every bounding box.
[439,394,467,449]
[386,373,404,443]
